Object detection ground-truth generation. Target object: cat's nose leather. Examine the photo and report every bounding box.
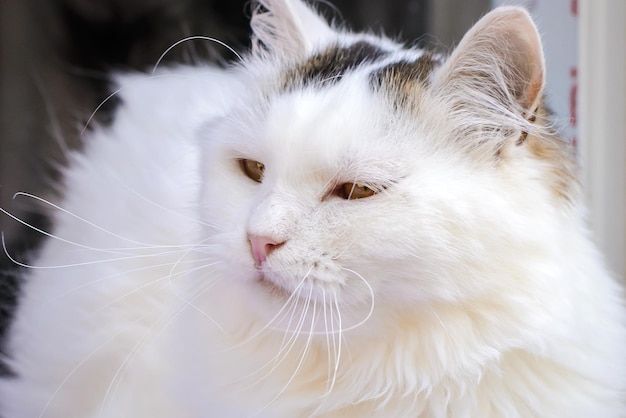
[248,234,285,266]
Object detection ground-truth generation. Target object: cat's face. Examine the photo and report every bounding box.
[200,79,519,329]
[195,0,570,333]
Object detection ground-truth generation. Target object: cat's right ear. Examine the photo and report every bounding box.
[432,7,545,117]
[250,0,335,58]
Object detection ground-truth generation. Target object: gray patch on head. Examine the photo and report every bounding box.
[369,53,438,110]
[282,41,388,90]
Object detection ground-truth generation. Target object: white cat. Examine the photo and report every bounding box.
[1,0,625,417]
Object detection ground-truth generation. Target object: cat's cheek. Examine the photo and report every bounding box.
[219,240,258,281]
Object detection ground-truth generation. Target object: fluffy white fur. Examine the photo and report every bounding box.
[1,1,625,417]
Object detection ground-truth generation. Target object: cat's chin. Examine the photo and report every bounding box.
[255,273,294,300]
[253,268,344,303]
[254,273,326,299]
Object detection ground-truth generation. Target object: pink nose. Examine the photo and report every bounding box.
[248,234,285,266]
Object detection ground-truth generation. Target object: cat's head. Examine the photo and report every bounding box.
[199,0,575,334]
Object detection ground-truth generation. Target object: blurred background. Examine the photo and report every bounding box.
[0,0,624,348]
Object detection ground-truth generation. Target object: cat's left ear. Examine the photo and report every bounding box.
[250,0,335,58]
[433,7,545,116]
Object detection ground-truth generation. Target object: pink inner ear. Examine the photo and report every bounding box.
[520,62,544,113]
[433,7,546,113]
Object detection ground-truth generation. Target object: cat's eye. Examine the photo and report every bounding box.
[338,182,377,200]
[240,159,265,183]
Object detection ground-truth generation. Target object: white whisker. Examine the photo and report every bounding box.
[251,286,316,417]
[98,264,229,413]
[1,236,196,270]
[330,294,342,394]
[225,266,314,351]
[165,246,229,335]
[12,192,155,247]
[332,239,357,260]
[92,261,221,315]
[48,257,206,303]
[0,209,129,256]
[226,270,319,389]
[170,269,228,335]
[229,291,306,391]
[336,268,375,332]
[36,313,153,418]
[276,292,305,358]
[152,36,243,74]
[81,73,218,134]
[112,181,221,230]
[99,304,186,414]
[80,84,130,135]
[322,289,333,396]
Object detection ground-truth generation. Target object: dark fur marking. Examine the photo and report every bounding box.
[371,54,435,88]
[283,41,388,90]
[516,110,538,145]
[370,53,437,109]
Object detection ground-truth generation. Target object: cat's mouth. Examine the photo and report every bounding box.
[255,269,342,302]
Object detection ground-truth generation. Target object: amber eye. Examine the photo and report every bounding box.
[338,182,377,200]
[240,159,265,183]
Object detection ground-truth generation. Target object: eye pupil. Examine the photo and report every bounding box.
[339,182,376,200]
[241,159,265,183]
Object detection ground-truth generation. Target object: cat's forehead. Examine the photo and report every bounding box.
[256,83,415,184]
[263,84,376,158]
[281,40,389,90]
[233,39,442,182]
[278,38,440,98]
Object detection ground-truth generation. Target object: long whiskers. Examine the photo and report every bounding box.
[0,209,127,256]
[98,294,201,415]
[99,261,230,413]
[221,267,314,352]
[170,272,228,335]
[112,181,223,231]
[250,287,318,418]
[36,311,155,418]
[331,293,343,389]
[1,236,201,270]
[329,292,342,392]
[93,260,221,315]
[1,190,223,272]
[47,257,204,303]
[11,192,155,247]
[1,198,218,270]
[229,287,309,392]
[215,273,315,391]
[309,291,344,417]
